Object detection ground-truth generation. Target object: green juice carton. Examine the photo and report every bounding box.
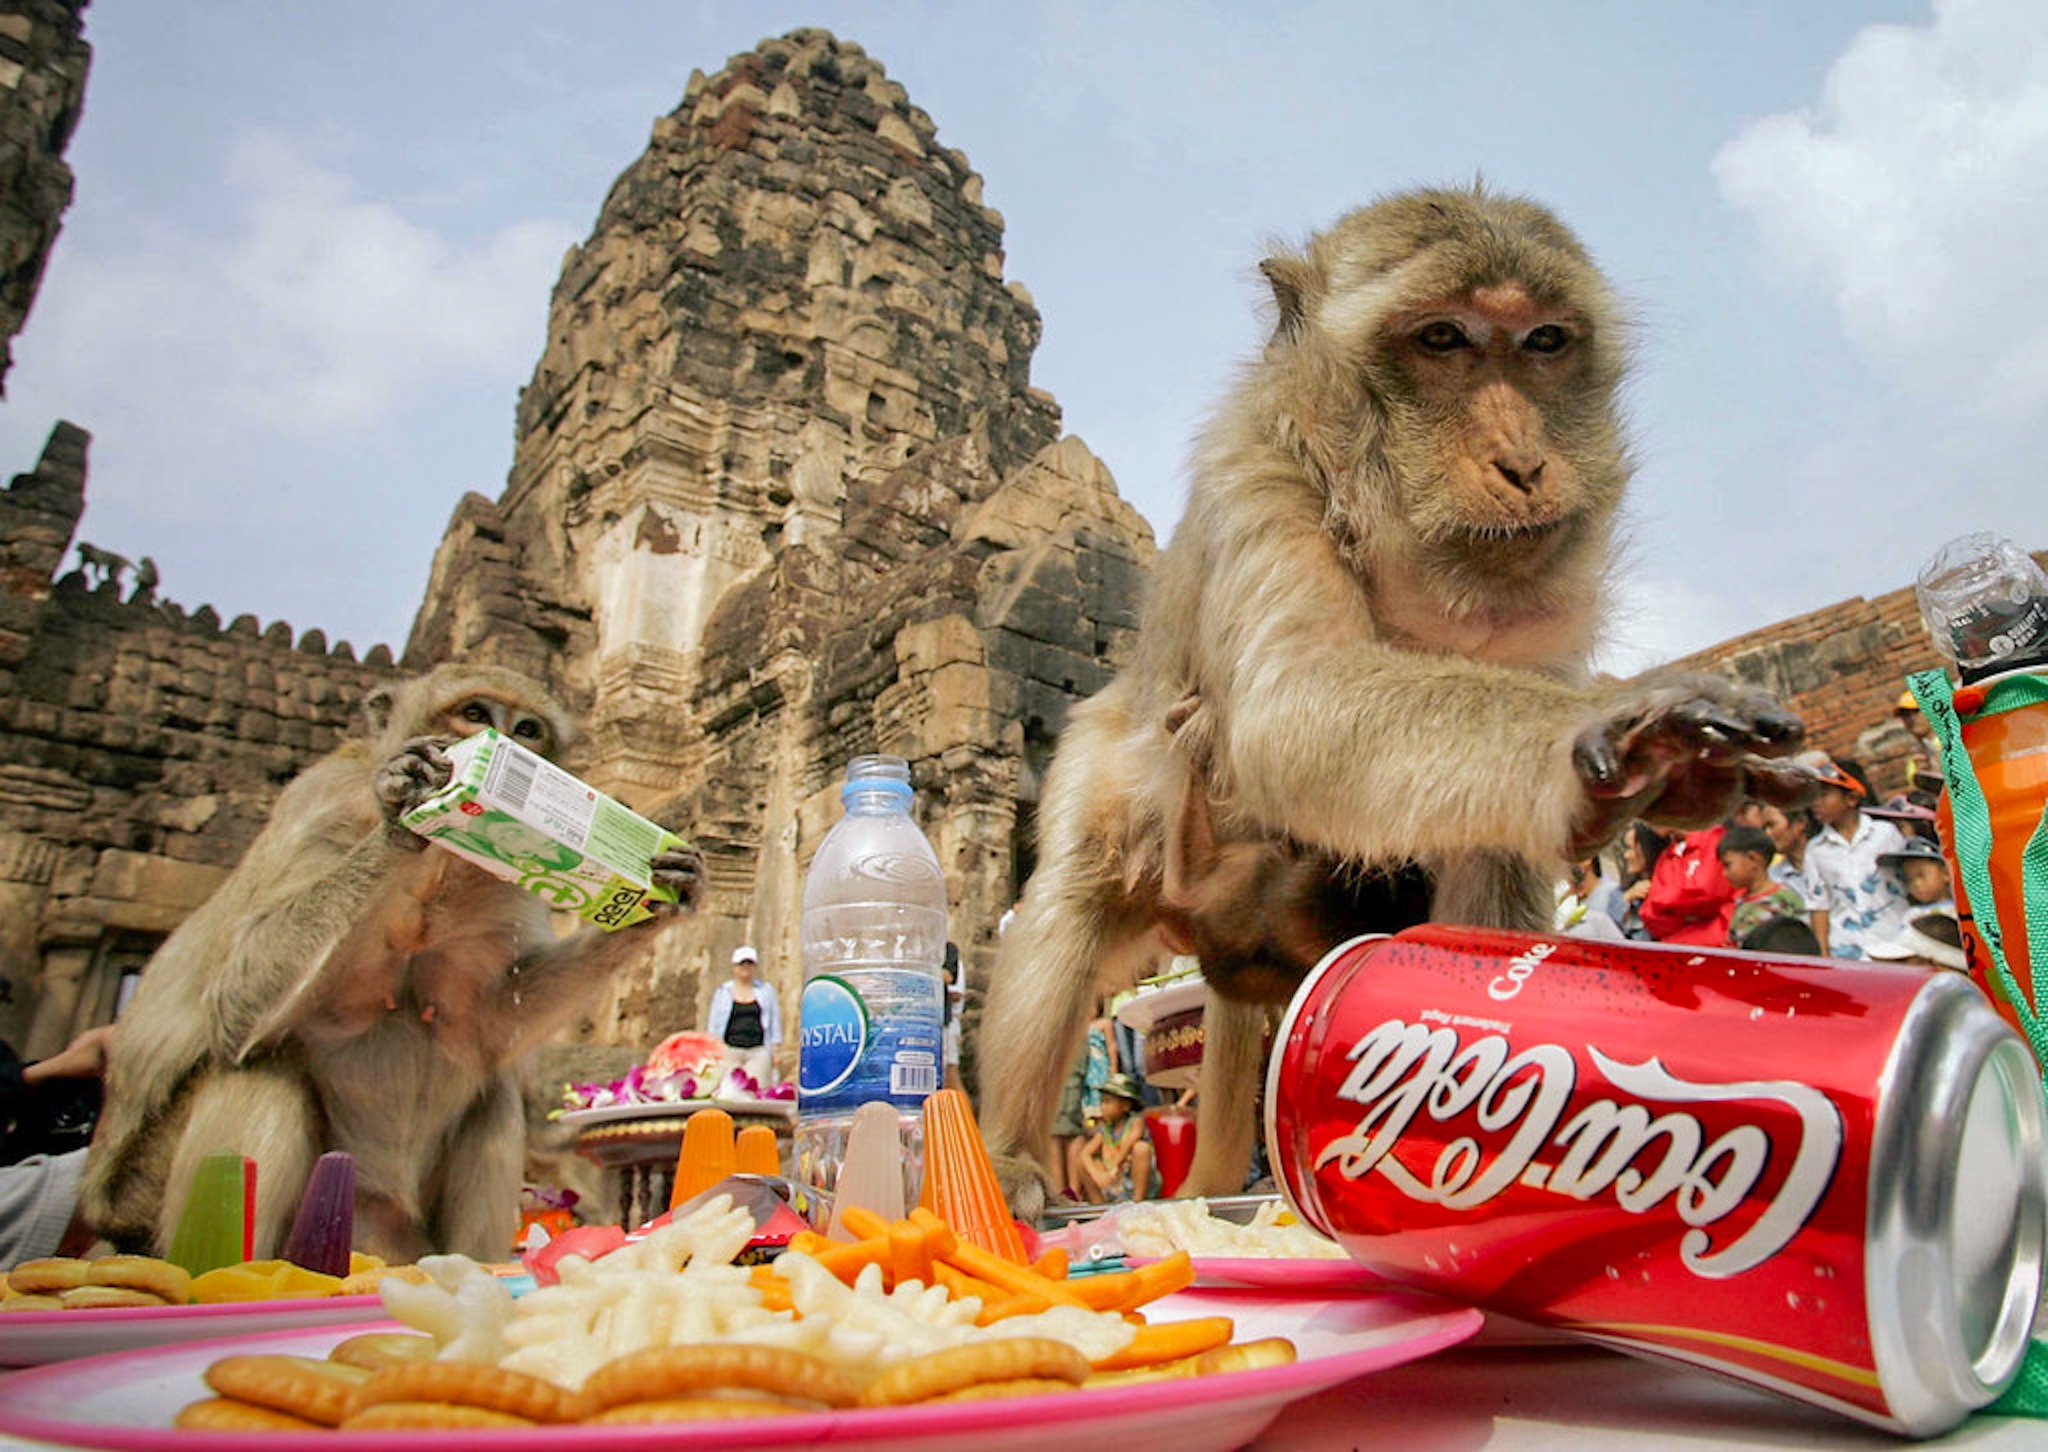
[399,729,683,931]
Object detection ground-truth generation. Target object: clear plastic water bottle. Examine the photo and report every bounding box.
[794,755,948,1197]
[1916,532,2048,683]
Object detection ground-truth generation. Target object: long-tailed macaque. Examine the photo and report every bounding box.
[979,187,1811,1215]
[82,665,704,1261]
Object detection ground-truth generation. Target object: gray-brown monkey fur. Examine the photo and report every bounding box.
[977,186,1806,1215]
[82,664,704,1262]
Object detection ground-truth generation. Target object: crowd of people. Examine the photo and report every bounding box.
[1555,749,1965,973]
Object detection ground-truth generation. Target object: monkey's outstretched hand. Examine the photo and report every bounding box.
[647,844,707,916]
[1568,675,1813,856]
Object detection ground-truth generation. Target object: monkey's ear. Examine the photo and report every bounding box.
[361,684,397,737]
[1259,255,1314,342]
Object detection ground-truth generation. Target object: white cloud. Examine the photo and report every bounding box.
[1712,0,2048,421]
[24,129,577,435]
[1591,555,1764,681]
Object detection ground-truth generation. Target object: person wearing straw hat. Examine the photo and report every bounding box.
[1076,1073,1157,1203]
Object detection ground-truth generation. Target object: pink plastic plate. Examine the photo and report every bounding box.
[1125,1254,1387,1293]
[0,1295,388,1368]
[0,1289,1480,1452]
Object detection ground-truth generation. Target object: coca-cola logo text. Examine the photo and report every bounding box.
[1311,1019,1842,1278]
[1486,940,1555,1001]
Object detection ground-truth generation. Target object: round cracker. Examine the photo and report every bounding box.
[7,1258,89,1294]
[328,1331,439,1371]
[204,1354,372,1426]
[59,1285,167,1310]
[353,1360,586,1423]
[337,1263,430,1295]
[924,1376,1083,1403]
[858,1338,1092,1407]
[586,1395,809,1424]
[1194,1337,1297,1375]
[342,1402,536,1430]
[0,1293,64,1313]
[582,1344,859,1412]
[85,1254,190,1304]
[175,1398,323,1432]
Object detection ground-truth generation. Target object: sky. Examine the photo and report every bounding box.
[4,0,2045,676]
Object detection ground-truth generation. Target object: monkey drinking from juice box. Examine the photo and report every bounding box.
[83,664,704,1261]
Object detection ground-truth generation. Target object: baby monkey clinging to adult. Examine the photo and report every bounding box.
[979,186,1812,1215]
[84,664,705,1261]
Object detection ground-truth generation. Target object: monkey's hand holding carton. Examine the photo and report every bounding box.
[398,729,686,931]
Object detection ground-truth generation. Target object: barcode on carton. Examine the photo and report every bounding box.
[495,750,538,812]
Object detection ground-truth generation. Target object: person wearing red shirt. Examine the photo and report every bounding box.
[1639,825,1737,946]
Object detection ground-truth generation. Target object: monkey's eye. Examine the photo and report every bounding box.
[460,702,491,725]
[1522,324,1571,355]
[513,719,544,741]
[1414,321,1469,353]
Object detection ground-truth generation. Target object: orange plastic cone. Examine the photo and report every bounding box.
[669,1108,736,1209]
[918,1088,1026,1263]
[735,1123,781,1177]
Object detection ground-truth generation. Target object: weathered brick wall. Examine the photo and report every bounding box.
[0,423,400,1055]
[0,0,89,397]
[1662,548,2048,795]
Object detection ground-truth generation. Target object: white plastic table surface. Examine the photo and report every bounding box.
[1251,1342,2037,1449]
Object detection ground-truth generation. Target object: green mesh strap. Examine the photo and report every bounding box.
[1992,1341,2048,1416]
[1906,669,2048,1063]
[1908,669,2048,1418]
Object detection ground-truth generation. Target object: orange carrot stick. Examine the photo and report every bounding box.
[747,1265,794,1313]
[1031,1247,1069,1281]
[803,1233,892,1281]
[837,1205,890,1241]
[974,1290,1052,1325]
[1091,1316,1236,1371]
[890,1221,931,1286]
[932,1262,1000,1303]
[940,1239,1087,1307]
[1064,1269,1143,1311]
[1120,1251,1196,1309]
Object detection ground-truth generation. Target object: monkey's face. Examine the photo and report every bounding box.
[1371,282,1624,583]
[1274,192,1632,601]
[442,695,559,757]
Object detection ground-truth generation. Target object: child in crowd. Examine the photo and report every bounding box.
[1879,837,1955,916]
[1805,755,1912,960]
[1759,804,1829,952]
[1718,826,1806,947]
[1077,1073,1157,1203]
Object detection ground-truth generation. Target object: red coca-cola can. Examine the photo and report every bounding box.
[1266,925,2047,1437]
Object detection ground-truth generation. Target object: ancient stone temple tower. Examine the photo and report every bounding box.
[406,31,1155,1050]
[0,0,90,397]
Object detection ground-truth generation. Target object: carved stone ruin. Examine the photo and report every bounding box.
[0,30,1157,1092]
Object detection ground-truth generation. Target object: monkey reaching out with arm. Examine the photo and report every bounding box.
[81,664,704,1262]
[978,186,1812,1216]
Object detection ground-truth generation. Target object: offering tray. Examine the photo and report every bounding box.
[565,1096,794,1227]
